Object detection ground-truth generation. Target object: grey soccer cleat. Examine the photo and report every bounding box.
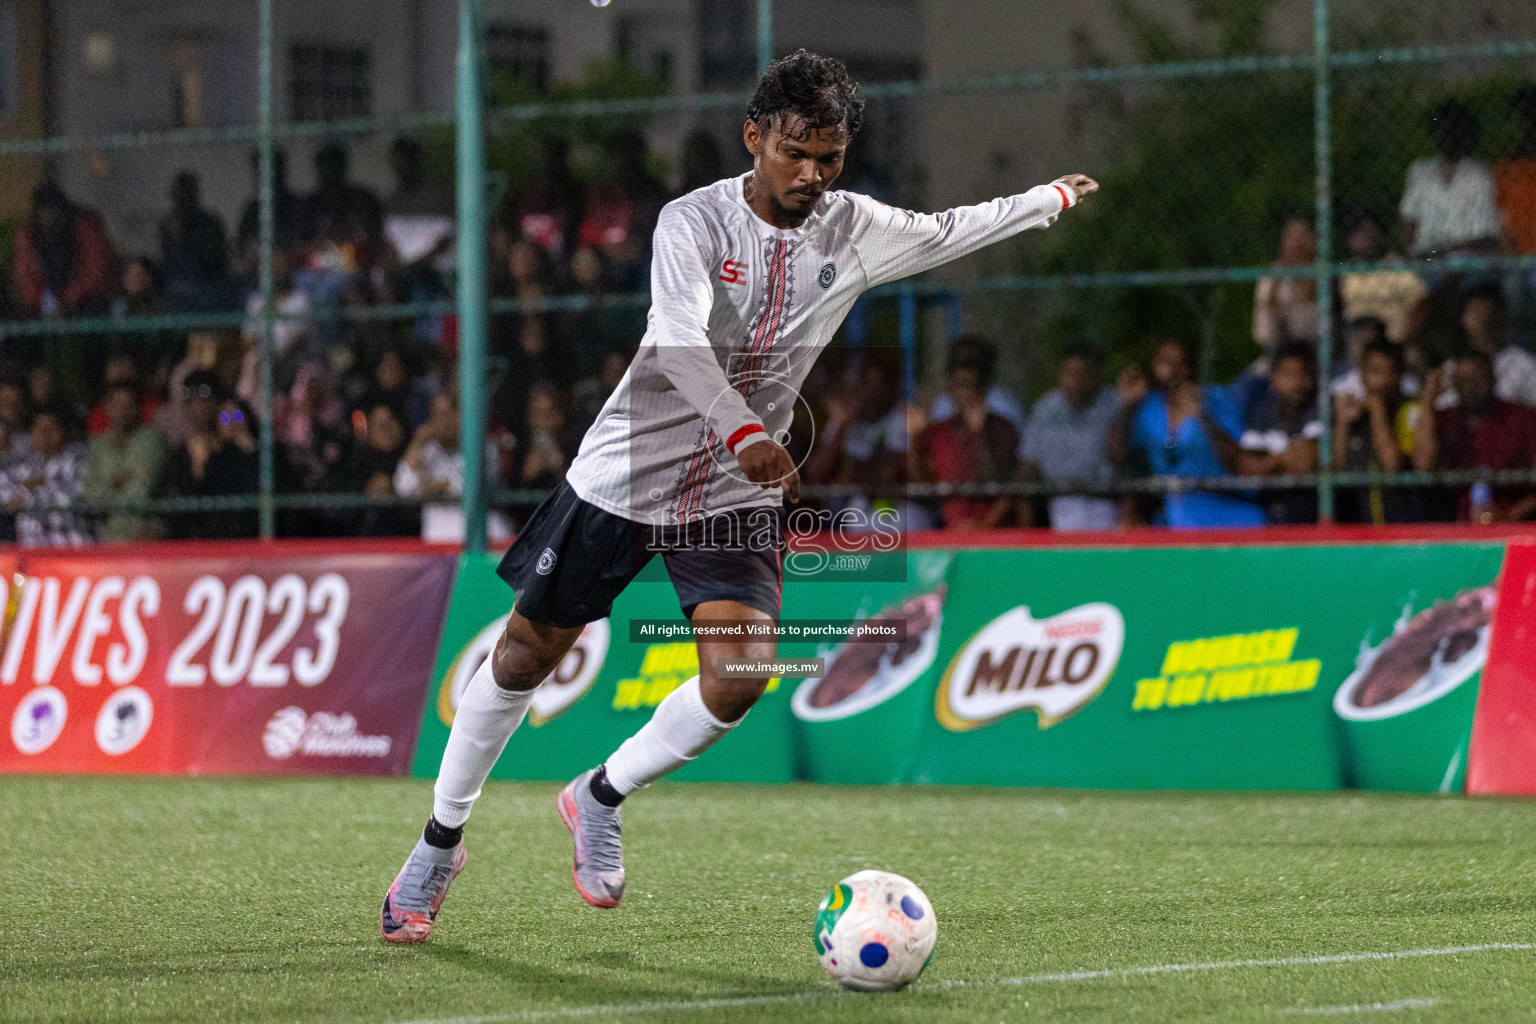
[380,835,467,943]
[557,769,626,908]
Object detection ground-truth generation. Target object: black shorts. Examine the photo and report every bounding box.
[499,482,784,628]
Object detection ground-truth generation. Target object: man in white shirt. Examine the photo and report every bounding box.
[381,50,1096,942]
[1400,100,1501,258]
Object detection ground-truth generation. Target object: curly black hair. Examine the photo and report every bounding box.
[746,49,864,141]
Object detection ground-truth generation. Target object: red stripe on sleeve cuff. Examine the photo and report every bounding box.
[726,424,769,454]
[1052,183,1072,209]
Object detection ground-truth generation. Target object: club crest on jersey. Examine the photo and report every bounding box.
[536,547,558,575]
[818,262,837,288]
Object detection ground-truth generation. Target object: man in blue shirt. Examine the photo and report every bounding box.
[1112,337,1267,529]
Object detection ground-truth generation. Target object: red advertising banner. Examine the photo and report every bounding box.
[0,544,455,777]
[1469,539,1536,795]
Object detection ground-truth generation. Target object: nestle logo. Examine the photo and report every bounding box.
[262,707,392,760]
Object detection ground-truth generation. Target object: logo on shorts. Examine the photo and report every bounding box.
[11,687,67,755]
[536,547,557,575]
[818,262,837,288]
[95,687,153,756]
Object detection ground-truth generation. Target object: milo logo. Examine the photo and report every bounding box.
[437,615,609,727]
[936,603,1124,731]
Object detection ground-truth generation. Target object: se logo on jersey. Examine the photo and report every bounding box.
[719,259,747,284]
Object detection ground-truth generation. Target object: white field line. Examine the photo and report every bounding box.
[1295,998,1441,1015]
[385,942,1530,1024]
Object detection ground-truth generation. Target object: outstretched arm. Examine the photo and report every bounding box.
[856,175,1097,289]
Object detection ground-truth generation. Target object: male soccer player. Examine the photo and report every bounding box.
[382,49,1096,942]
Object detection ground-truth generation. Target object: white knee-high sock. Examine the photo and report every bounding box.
[432,659,535,827]
[603,676,739,795]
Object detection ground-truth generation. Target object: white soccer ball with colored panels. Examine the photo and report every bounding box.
[813,870,936,991]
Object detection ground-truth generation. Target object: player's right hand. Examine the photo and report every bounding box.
[737,440,801,503]
[1055,174,1099,203]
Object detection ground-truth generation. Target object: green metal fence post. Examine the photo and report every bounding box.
[257,0,276,539]
[457,0,489,552]
[1313,0,1335,522]
[757,0,773,76]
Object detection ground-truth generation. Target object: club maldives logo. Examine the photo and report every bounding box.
[262,707,392,760]
[437,614,609,728]
[936,603,1124,731]
[95,687,153,756]
[11,686,67,754]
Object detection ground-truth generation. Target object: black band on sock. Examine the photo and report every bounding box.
[423,817,464,849]
[589,765,625,807]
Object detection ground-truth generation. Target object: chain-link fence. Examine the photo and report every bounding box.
[1,0,1534,546]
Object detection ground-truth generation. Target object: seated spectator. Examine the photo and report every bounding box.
[573,347,632,438]
[1253,217,1320,357]
[14,181,118,318]
[239,247,316,382]
[1338,208,1427,345]
[360,348,413,424]
[1441,285,1536,408]
[160,171,233,312]
[393,392,510,543]
[297,140,384,265]
[278,363,350,537]
[1495,86,1536,257]
[1239,343,1321,525]
[1113,337,1265,528]
[0,408,89,548]
[234,148,301,282]
[805,355,932,531]
[1401,100,1501,257]
[87,354,162,436]
[1333,340,1425,524]
[516,382,579,489]
[1415,353,1536,523]
[1018,346,1121,531]
[162,372,259,539]
[914,357,1018,530]
[160,329,242,446]
[337,402,416,537]
[82,383,165,543]
[928,336,1027,435]
[384,136,455,350]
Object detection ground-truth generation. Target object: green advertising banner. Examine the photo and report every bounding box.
[409,554,796,783]
[413,542,1504,793]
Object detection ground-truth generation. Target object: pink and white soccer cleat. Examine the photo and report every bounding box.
[380,837,467,943]
[558,770,626,908]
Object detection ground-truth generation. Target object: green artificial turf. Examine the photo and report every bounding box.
[3,777,1534,1023]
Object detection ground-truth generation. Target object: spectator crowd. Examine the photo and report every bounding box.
[7,87,1536,546]
[2,130,680,545]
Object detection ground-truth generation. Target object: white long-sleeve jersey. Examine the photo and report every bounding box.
[566,172,1078,525]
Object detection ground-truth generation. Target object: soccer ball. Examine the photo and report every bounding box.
[813,870,936,991]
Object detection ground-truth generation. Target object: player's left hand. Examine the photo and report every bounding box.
[737,440,801,503]
[1055,174,1099,203]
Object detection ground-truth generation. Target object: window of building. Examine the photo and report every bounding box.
[486,24,549,92]
[288,43,372,121]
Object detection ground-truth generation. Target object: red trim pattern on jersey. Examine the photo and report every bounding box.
[1052,183,1072,209]
[669,237,792,523]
